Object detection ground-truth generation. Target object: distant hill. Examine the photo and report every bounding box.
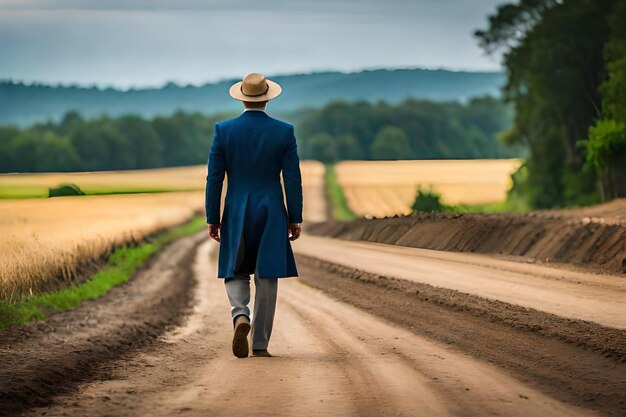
[0,68,505,126]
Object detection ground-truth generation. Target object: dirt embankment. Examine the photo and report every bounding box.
[306,199,626,274]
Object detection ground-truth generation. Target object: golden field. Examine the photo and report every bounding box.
[0,192,204,299]
[335,159,521,218]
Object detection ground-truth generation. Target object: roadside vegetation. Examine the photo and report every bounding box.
[0,216,205,331]
[324,164,358,221]
[410,188,529,215]
[410,187,451,213]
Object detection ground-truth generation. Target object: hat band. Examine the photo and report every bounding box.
[241,83,269,97]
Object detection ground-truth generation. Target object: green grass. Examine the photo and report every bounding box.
[0,216,206,331]
[450,199,531,214]
[409,201,529,215]
[325,164,359,221]
[85,186,201,196]
[0,186,49,199]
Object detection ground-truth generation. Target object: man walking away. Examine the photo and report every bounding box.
[205,73,303,358]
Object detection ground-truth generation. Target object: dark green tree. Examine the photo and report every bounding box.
[152,111,216,167]
[580,0,626,200]
[58,111,84,136]
[0,126,19,173]
[476,0,615,207]
[116,115,163,168]
[335,134,363,160]
[35,133,80,172]
[304,132,338,163]
[70,118,134,171]
[10,131,79,172]
[370,126,411,159]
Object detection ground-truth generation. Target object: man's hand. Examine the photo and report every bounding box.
[288,223,302,241]
[208,223,221,242]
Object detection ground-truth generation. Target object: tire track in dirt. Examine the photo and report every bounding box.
[23,239,603,417]
[294,255,626,361]
[296,254,626,417]
[0,232,205,416]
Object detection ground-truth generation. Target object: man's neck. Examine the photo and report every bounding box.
[243,107,266,112]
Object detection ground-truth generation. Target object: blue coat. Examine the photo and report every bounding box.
[205,110,303,279]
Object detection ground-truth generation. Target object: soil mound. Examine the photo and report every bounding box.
[307,199,626,274]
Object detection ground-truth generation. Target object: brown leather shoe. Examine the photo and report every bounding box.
[232,315,251,358]
[252,349,272,357]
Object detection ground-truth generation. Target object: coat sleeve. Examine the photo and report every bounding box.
[205,124,226,224]
[281,125,303,224]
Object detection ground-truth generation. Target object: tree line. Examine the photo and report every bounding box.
[476,0,626,208]
[0,111,225,172]
[296,96,520,162]
[0,96,520,173]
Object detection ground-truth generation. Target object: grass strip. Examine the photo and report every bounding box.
[325,164,358,221]
[0,186,202,199]
[0,216,205,331]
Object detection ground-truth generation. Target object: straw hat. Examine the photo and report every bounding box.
[229,73,282,102]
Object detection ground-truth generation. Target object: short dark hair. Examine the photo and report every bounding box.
[243,100,268,108]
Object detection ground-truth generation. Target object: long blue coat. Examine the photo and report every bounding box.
[205,110,303,279]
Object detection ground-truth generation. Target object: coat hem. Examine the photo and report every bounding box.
[215,274,299,279]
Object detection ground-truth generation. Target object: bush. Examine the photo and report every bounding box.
[411,187,449,213]
[580,119,626,200]
[48,183,85,197]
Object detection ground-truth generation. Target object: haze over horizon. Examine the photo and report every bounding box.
[0,0,506,89]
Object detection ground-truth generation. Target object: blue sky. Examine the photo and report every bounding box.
[0,0,507,89]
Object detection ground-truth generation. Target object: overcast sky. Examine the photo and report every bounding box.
[0,0,506,89]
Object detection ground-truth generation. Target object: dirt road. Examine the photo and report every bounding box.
[300,160,328,223]
[294,235,626,329]
[17,238,623,417]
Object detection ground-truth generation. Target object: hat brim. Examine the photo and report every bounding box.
[229,79,282,102]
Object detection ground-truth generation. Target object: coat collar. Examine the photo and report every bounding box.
[240,109,269,118]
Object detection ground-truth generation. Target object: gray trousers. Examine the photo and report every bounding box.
[225,273,278,350]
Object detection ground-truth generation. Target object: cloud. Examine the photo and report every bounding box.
[0,0,469,12]
[0,0,504,88]
[1,0,357,11]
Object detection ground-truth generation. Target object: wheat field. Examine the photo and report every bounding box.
[0,192,204,299]
[335,159,521,218]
